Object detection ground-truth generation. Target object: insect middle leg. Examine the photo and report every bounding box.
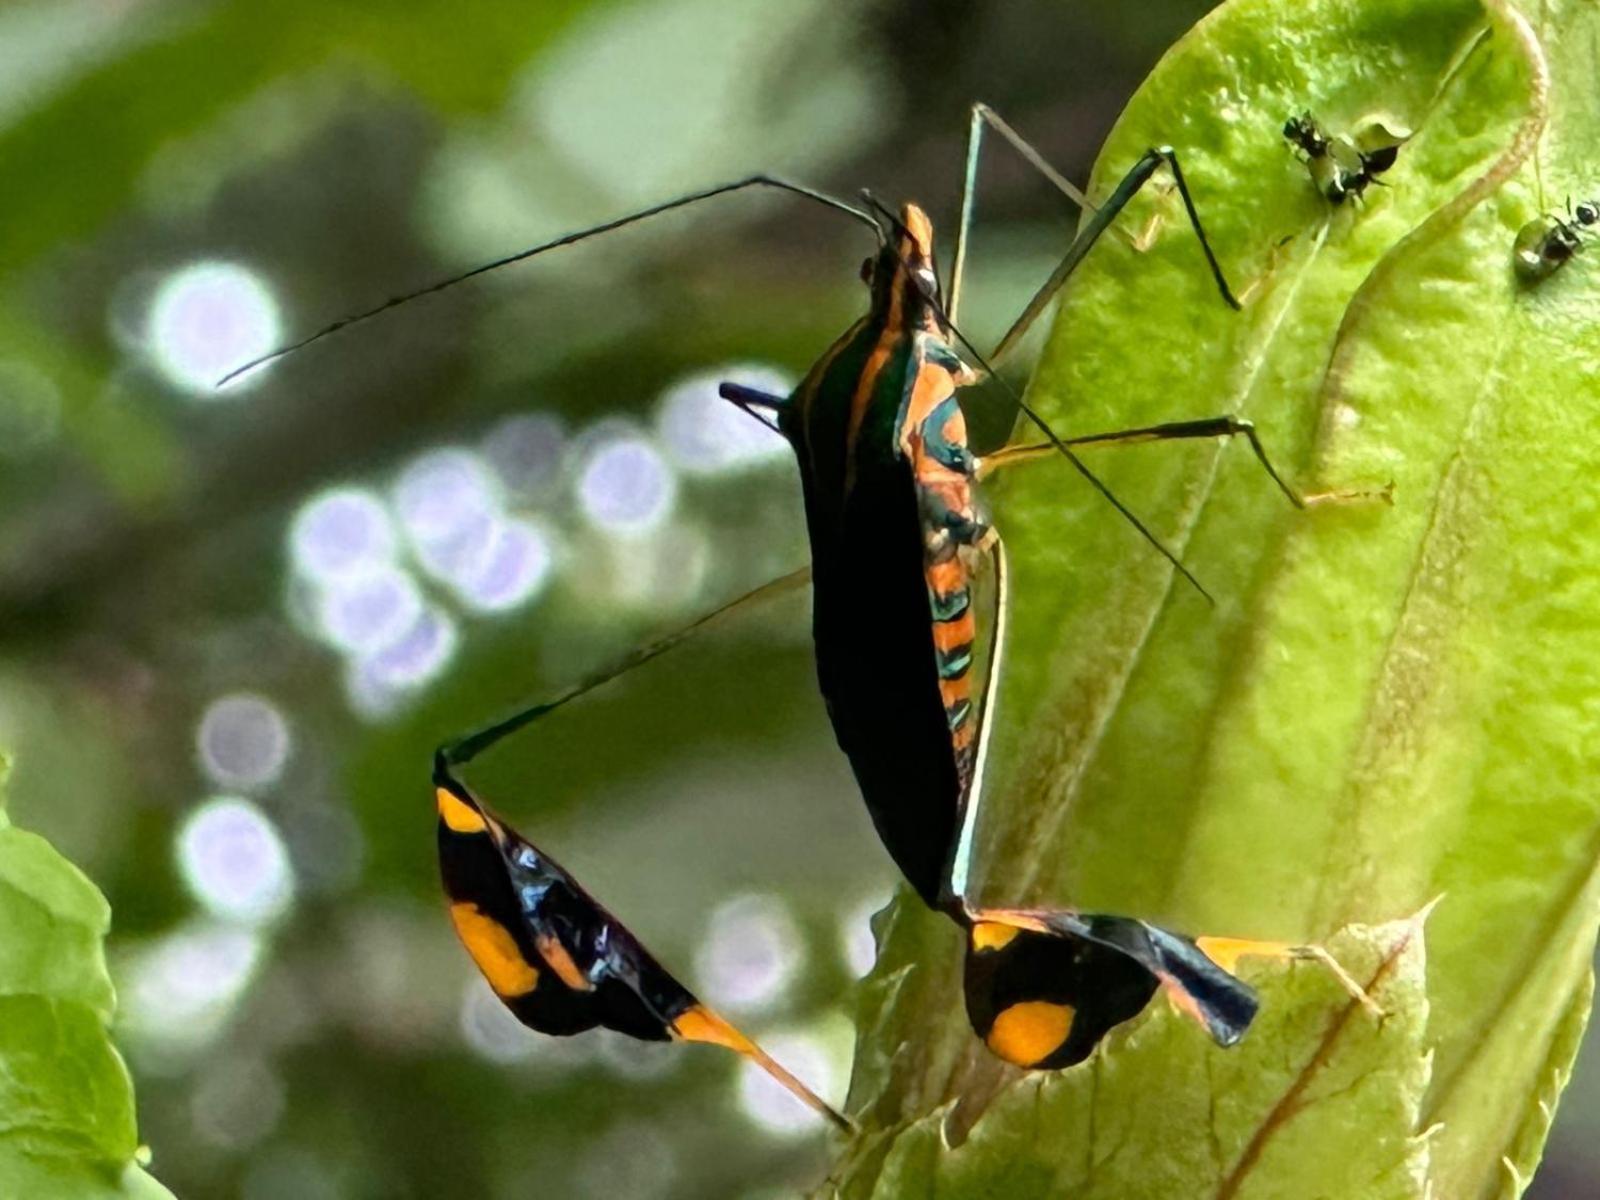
[979,417,1392,509]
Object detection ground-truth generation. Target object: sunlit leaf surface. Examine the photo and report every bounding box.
[833,1,1600,1195]
[0,761,173,1199]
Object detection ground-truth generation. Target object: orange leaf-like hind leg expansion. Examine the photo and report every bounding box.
[672,1005,855,1134]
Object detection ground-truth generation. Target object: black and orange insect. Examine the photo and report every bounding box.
[719,108,1378,1070]
[230,103,1374,1088]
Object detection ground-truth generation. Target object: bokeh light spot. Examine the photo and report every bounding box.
[343,659,405,723]
[577,434,677,536]
[146,260,280,396]
[595,1027,678,1080]
[453,517,553,613]
[176,797,295,924]
[315,565,425,655]
[345,607,460,718]
[279,802,365,897]
[392,447,501,550]
[483,412,567,500]
[190,1056,286,1150]
[288,488,397,582]
[124,922,264,1055]
[656,364,791,475]
[361,606,458,689]
[459,978,541,1066]
[575,1123,677,1200]
[0,360,62,459]
[411,509,500,589]
[241,1147,342,1200]
[196,693,292,790]
[612,521,710,613]
[839,893,888,979]
[694,893,803,1014]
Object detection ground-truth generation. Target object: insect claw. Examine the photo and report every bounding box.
[1288,944,1386,1017]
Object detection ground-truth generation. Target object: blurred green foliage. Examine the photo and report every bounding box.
[0,762,173,1198]
[2,0,1598,1197]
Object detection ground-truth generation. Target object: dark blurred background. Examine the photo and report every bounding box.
[0,1,1592,1196]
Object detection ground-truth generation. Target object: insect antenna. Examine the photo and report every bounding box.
[218,176,880,386]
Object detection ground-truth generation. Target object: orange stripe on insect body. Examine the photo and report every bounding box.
[939,674,971,708]
[843,280,905,484]
[931,611,975,653]
[900,203,936,257]
[926,557,966,596]
[536,932,594,992]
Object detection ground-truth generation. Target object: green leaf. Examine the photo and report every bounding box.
[0,759,174,1199]
[833,0,1600,1196]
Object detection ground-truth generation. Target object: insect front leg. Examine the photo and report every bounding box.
[988,144,1244,367]
[949,103,1120,324]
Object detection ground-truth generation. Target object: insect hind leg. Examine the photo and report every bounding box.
[961,906,1381,1070]
[948,103,1111,323]
[673,1004,855,1133]
[1194,936,1383,1016]
[436,567,811,777]
[960,906,1258,1066]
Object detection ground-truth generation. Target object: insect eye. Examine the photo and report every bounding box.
[1577,203,1599,226]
